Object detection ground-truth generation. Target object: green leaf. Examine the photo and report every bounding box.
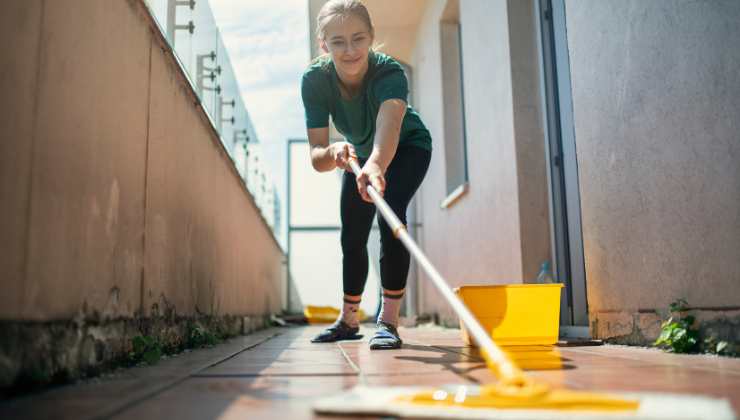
[132,336,147,354]
[674,329,686,341]
[143,348,161,365]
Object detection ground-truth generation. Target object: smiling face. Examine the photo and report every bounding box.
[320,14,373,79]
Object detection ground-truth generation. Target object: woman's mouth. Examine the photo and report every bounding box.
[342,56,362,65]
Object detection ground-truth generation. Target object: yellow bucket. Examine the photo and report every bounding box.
[455,283,564,346]
[304,305,368,324]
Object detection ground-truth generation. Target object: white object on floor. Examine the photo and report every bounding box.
[313,385,736,420]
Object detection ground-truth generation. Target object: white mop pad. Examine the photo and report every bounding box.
[313,385,736,420]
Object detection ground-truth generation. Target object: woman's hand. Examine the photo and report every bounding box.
[330,142,357,171]
[356,161,385,203]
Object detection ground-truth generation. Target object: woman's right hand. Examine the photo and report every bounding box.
[330,142,357,172]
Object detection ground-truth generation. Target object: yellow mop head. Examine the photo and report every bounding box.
[314,384,735,419]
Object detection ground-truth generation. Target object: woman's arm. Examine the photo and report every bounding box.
[356,99,407,202]
[307,127,333,172]
[307,127,356,172]
[368,99,406,171]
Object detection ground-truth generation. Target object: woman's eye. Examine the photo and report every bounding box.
[353,37,366,42]
[332,41,345,47]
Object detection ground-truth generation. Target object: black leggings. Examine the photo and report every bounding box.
[341,145,431,296]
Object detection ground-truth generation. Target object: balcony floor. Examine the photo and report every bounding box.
[2,325,738,419]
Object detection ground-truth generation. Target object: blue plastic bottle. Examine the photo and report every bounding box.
[536,261,555,284]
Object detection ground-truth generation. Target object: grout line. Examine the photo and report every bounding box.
[201,331,284,369]
[93,330,281,420]
[562,347,740,377]
[423,343,485,363]
[401,340,485,384]
[403,339,485,364]
[337,342,366,386]
[192,372,358,378]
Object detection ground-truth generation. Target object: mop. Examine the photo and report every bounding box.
[312,158,736,420]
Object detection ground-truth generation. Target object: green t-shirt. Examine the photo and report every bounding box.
[301,51,432,158]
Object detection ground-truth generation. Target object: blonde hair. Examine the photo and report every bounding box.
[312,0,382,65]
[316,0,375,42]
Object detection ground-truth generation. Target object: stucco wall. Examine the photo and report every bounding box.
[412,0,550,323]
[564,0,740,340]
[0,0,284,322]
[0,0,44,319]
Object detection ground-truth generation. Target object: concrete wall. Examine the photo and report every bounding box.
[564,0,740,341]
[0,0,284,322]
[411,0,550,323]
[507,0,552,284]
[0,0,44,319]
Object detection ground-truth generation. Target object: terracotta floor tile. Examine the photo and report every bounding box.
[338,342,482,376]
[201,328,357,376]
[110,376,361,420]
[363,375,470,388]
[564,346,740,375]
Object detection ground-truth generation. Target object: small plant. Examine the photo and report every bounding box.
[129,335,163,365]
[187,324,223,348]
[703,335,737,357]
[654,298,700,354]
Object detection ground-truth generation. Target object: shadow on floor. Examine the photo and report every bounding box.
[397,343,575,381]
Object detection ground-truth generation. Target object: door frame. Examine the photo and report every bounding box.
[536,0,589,332]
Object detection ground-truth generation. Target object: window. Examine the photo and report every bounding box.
[440,0,469,208]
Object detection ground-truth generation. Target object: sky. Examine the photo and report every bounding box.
[207,1,381,312]
[210,0,311,246]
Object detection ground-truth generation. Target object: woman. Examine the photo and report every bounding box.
[301,0,432,350]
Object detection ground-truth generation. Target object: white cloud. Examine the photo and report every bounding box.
[209,0,313,247]
[210,0,309,137]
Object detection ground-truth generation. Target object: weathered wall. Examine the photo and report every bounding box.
[0,0,284,386]
[412,0,550,323]
[13,0,150,321]
[145,35,284,319]
[564,0,740,342]
[0,0,44,319]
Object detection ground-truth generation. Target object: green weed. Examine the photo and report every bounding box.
[654,298,699,354]
[128,335,163,365]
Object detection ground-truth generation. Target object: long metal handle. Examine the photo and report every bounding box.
[347,159,525,384]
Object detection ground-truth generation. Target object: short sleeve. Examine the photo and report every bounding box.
[372,62,409,104]
[301,73,330,129]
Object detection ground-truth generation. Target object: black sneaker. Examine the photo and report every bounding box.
[310,320,361,343]
[369,321,402,350]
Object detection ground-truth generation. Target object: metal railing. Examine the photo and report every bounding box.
[142,0,280,237]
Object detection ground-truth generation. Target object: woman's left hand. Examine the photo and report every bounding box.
[356,161,386,203]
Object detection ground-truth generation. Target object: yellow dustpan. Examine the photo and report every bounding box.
[304,305,367,324]
[346,158,639,413]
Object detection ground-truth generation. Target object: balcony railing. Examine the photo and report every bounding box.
[142,0,280,237]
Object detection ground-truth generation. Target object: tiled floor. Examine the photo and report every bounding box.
[2,325,739,419]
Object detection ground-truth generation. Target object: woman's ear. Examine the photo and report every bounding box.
[319,39,328,54]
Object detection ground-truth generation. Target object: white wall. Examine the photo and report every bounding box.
[411,0,550,323]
